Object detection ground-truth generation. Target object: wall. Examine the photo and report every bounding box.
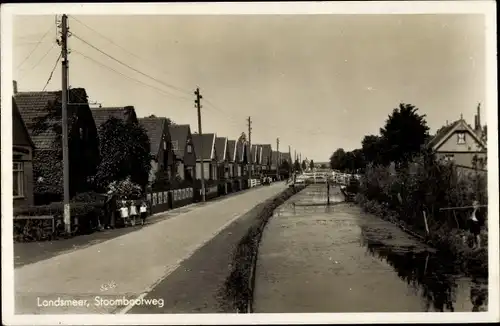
[196,162,211,180]
[13,146,34,207]
[435,152,487,169]
[438,129,485,152]
[177,162,185,179]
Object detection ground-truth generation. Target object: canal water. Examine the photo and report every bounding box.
[253,184,488,313]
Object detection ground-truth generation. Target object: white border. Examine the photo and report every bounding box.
[1,2,498,325]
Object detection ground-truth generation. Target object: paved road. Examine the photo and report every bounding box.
[14,182,287,314]
[253,184,488,313]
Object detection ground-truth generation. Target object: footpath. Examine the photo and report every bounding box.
[14,182,287,314]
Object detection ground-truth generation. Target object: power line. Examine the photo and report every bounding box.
[42,53,62,91]
[18,44,57,81]
[16,24,54,70]
[70,15,177,79]
[71,33,192,97]
[72,50,192,102]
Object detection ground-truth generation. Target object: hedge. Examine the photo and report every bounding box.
[13,201,105,242]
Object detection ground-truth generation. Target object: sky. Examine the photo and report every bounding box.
[12,14,486,162]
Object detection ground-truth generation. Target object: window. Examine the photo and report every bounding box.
[444,154,454,162]
[13,162,24,198]
[171,140,179,151]
[163,140,167,150]
[187,144,193,153]
[457,132,466,144]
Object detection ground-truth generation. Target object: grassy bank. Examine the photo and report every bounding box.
[356,193,488,278]
[220,184,306,313]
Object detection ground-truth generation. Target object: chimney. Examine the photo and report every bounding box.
[13,80,18,94]
[476,103,481,131]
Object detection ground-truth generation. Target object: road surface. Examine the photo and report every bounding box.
[253,184,488,312]
[14,182,288,314]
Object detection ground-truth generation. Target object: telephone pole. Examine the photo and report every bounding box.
[289,145,292,177]
[60,15,71,233]
[276,138,280,180]
[247,116,252,177]
[195,87,206,202]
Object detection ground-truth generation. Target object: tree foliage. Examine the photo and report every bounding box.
[309,160,315,170]
[379,103,430,165]
[301,160,307,171]
[330,148,346,170]
[293,159,301,172]
[93,117,153,192]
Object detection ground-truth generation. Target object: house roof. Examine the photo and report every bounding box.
[10,97,35,148]
[168,124,191,159]
[260,144,272,165]
[237,139,247,162]
[428,119,486,151]
[138,117,169,157]
[90,106,136,130]
[13,89,88,149]
[250,144,258,163]
[215,137,228,162]
[227,140,237,162]
[192,133,216,161]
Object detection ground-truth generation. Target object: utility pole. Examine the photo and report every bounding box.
[195,87,206,202]
[289,145,292,178]
[60,15,71,234]
[276,138,280,180]
[247,116,252,178]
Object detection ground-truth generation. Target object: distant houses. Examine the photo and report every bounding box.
[10,82,297,218]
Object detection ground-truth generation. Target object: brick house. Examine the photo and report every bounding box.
[138,117,176,186]
[215,136,230,195]
[192,133,219,199]
[14,88,100,203]
[168,124,197,182]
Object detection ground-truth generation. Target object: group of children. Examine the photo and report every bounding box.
[119,199,149,226]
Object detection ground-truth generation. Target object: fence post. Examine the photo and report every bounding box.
[423,210,430,236]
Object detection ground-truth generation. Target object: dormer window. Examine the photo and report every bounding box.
[187,144,192,153]
[457,132,466,144]
[163,140,167,150]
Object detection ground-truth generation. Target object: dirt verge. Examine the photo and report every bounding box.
[219,185,306,313]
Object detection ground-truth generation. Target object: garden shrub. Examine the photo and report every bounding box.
[14,201,105,242]
[357,152,488,276]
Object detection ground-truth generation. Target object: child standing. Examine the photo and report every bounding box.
[119,199,130,226]
[129,200,138,226]
[140,200,148,226]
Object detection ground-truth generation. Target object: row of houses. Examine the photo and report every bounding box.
[11,83,293,213]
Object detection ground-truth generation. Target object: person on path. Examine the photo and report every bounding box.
[139,200,148,226]
[468,200,482,249]
[129,200,138,226]
[120,199,130,227]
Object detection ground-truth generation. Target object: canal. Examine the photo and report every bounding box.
[253,184,488,312]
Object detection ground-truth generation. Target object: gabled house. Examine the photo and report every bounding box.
[90,106,138,130]
[427,110,487,170]
[138,117,175,185]
[215,136,231,194]
[227,139,240,191]
[168,124,197,182]
[259,144,273,173]
[271,150,280,176]
[11,97,35,206]
[14,87,100,203]
[237,139,250,189]
[250,144,263,176]
[192,133,218,181]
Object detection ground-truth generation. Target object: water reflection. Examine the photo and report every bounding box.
[361,230,488,312]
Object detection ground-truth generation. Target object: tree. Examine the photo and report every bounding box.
[330,148,347,171]
[379,103,429,166]
[301,160,307,171]
[309,160,315,170]
[362,135,386,166]
[293,159,301,172]
[93,117,153,192]
[238,132,247,143]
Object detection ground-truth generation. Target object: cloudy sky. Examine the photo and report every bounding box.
[12,14,486,161]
